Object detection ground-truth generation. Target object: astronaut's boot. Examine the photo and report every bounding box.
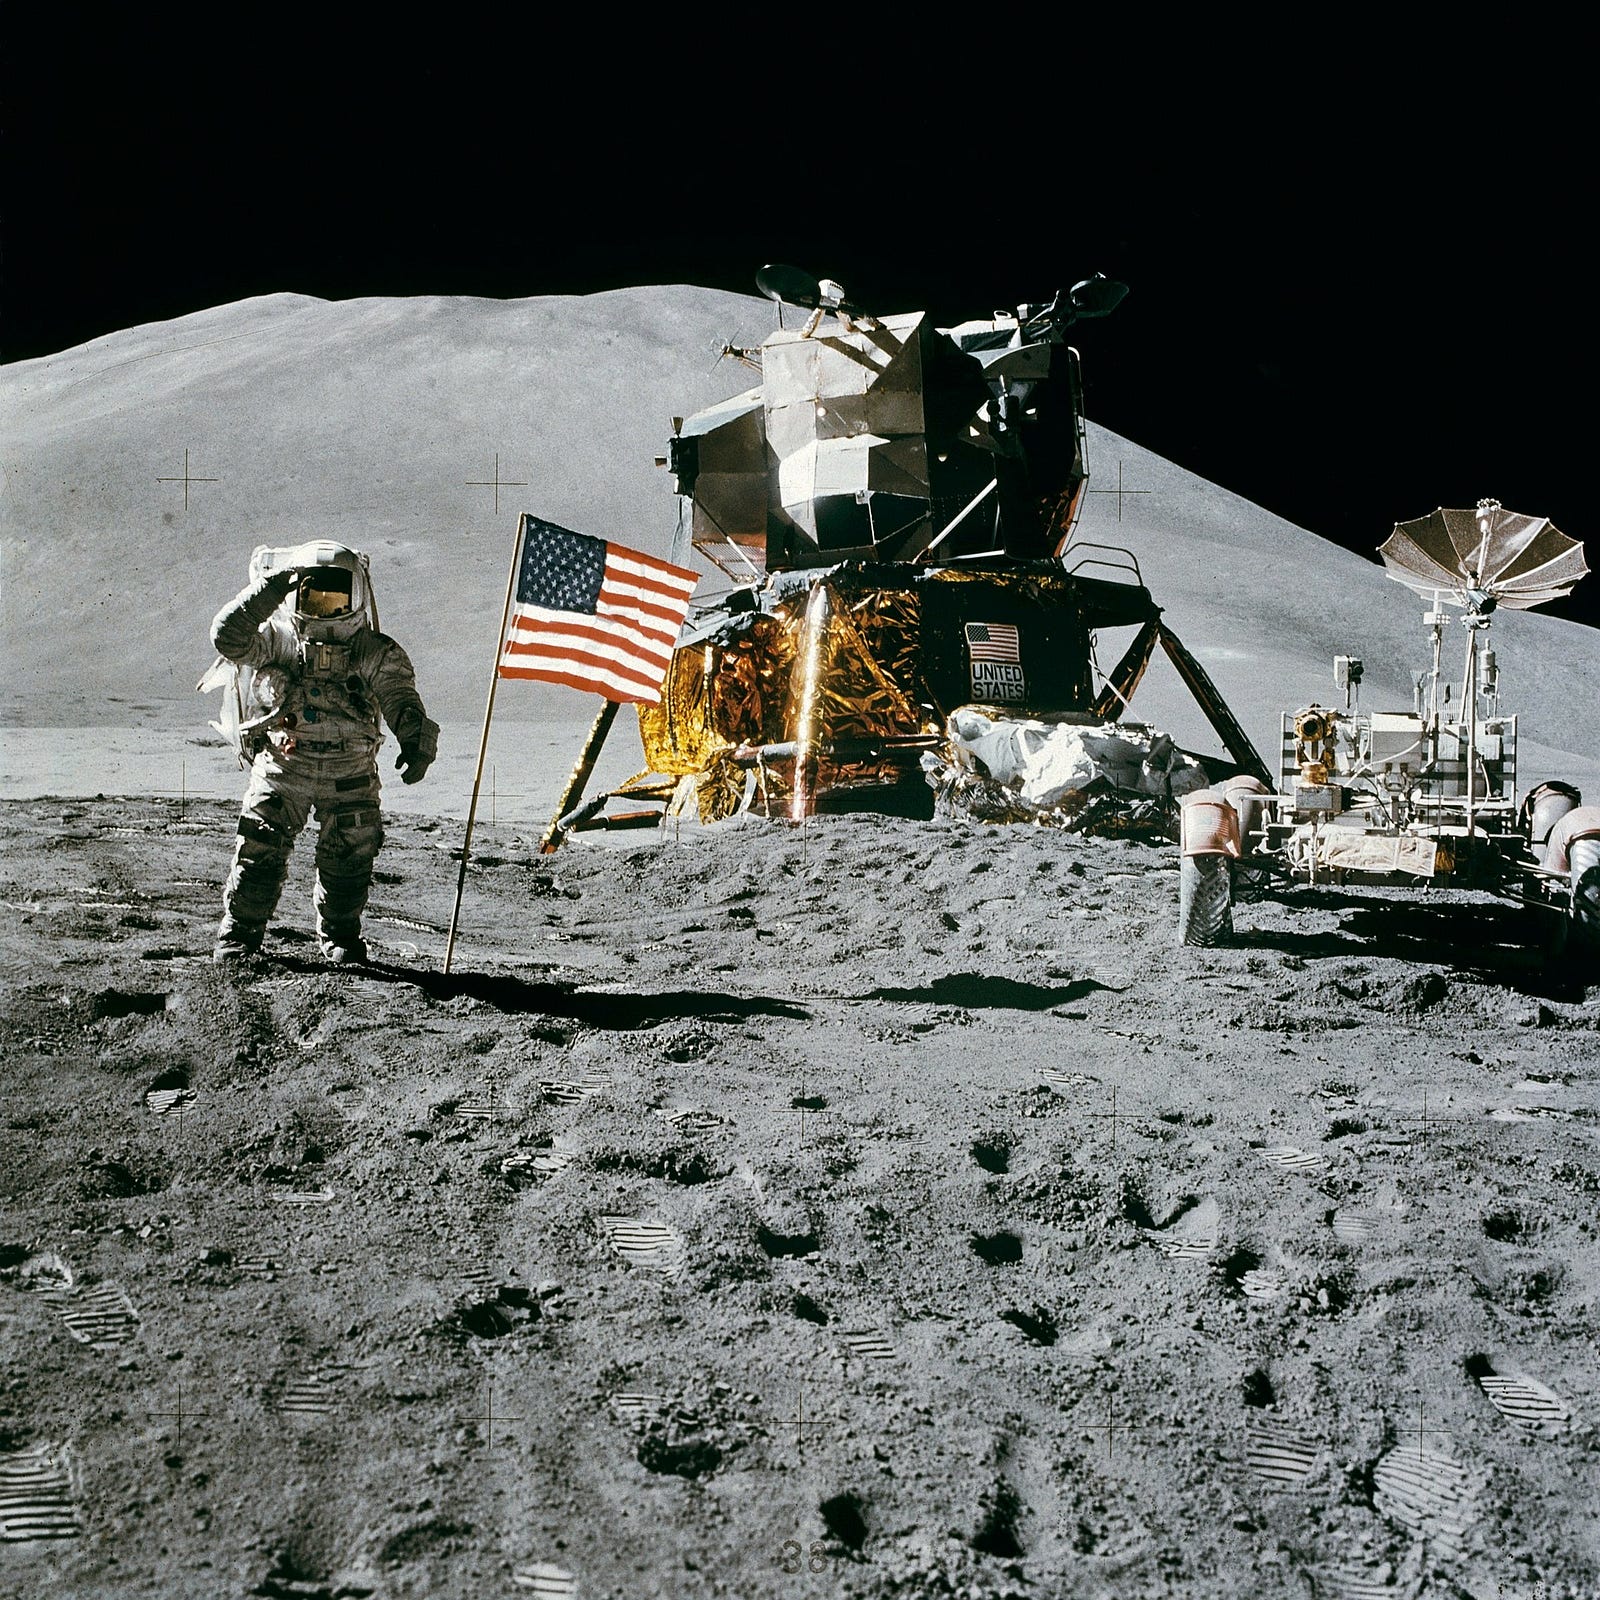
[213,927,264,963]
[318,925,369,965]
[315,891,369,964]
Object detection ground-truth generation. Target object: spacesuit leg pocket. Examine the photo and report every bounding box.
[221,763,309,936]
[313,784,385,937]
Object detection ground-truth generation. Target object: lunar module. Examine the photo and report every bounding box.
[1176,500,1600,950]
[550,266,1270,841]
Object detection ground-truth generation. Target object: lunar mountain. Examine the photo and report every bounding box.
[3,287,1597,820]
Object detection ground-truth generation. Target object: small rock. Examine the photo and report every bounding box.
[1399,972,1447,1011]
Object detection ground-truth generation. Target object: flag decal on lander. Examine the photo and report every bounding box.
[965,622,1025,702]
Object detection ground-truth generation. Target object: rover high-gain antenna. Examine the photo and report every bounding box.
[1379,499,1587,831]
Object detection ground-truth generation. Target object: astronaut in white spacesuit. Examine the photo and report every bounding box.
[209,545,438,964]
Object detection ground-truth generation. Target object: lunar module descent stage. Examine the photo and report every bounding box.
[548,266,1272,841]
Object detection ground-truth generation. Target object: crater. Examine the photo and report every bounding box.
[1243,1368,1276,1409]
[792,1293,829,1326]
[1482,1210,1524,1242]
[1117,1181,1156,1230]
[637,1434,722,1480]
[999,1307,1057,1346]
[456,1302,519,1339]
[970,1479,1025,1559]
[93,990,168,1019]
[758,1225,819,1260]
[1325,1117,1368,1139]
[819,1492,868,1551]
[1220,1247,1263,1291]
[443,1285,538,1341]
[971,1231,1022,1266]
[657,1150,721,1185]
[970,1139,1010,1174]
[78,1155,161,1199]
[662,1028,720,1064]
[592,1146,723,1186]
[376,1517,475,1565]
[1509,1264,1564,1307]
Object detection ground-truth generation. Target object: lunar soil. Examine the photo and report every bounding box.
[2,795,1598,1599]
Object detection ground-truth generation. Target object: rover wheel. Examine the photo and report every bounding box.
[1571,838,1600,941]
[1178,853,1233,946]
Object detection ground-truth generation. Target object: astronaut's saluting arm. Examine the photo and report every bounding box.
[211,567,300,666]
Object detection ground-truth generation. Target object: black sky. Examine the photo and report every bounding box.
[4,16,1591,625]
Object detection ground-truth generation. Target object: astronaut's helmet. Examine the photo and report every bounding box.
[248,540,374,641]
[245,542,369,642]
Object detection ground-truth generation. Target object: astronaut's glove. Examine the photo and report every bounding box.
[396,742,433,785]
[261,568,300,600]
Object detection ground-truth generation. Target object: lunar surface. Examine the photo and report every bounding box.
[2,288,1598,1597]
[2,796,1597,1598]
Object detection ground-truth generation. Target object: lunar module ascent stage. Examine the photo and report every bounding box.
[551,265,1271,840]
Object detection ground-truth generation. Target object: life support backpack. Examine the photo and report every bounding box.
[198,542,380,768]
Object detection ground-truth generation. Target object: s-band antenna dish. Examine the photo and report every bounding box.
[1379,498,1587,614]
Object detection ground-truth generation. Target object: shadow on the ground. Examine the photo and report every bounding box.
[858,973,1121,1009]
[272,953,812,1027]
[1235,894,1592,1003]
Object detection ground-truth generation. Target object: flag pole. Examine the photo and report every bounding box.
[444,514,527,974]
[539,698,620,855]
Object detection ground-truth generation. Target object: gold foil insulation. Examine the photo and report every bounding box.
[633,566,1092,820]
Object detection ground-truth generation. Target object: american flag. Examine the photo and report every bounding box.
[498,516,697,703]
[964,621,1021,663]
